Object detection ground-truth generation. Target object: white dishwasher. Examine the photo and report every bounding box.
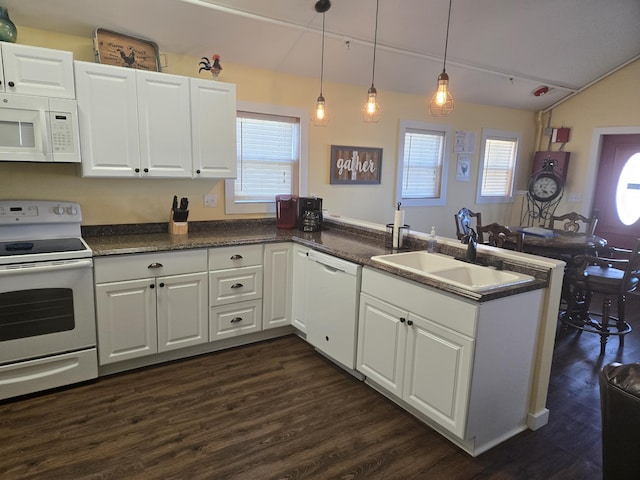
[306,250,361,370]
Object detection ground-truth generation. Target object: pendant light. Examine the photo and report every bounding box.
[429,0,454,117]
[362,0,381,123]
[314,0,331,126]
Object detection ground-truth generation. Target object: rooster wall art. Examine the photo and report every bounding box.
[199,54,222,79]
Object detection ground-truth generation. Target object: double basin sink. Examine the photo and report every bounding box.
[371,251,534,292]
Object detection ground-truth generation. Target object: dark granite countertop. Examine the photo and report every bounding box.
[83,218,548,302]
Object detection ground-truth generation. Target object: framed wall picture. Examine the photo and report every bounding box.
[330,145,382,184]
[93,28,161,71]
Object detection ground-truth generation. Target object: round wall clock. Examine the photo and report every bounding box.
[528,172,563,202]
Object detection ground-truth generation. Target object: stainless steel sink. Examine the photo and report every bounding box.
[370,251,534,292]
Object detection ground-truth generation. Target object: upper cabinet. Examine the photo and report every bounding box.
[0,43,75,98]
[190,78,237,179]
[74,61,237,179]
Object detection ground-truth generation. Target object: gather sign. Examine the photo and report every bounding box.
[330,145,382,184]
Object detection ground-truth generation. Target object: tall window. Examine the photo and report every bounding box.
[476,128,520,204]
[396,120,450,207]
[225,103,307,214]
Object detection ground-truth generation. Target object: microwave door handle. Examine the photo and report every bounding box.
[39,109,52,161]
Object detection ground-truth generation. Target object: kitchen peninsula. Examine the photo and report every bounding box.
[83,215,564,456]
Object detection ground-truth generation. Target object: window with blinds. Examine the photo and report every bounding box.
[396,120,450,207]
[234,111,300,203]
[477,129,520,204]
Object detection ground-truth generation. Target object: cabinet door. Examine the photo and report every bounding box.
[74,61,140,177]
[136,70,192,178]
[1,43,75,98]
[190,78,236,178]
[357,293,407,397]
[263,243,292,330]
[95,278,157,365]
[403,312,474,438]
[291,245,309,332]
[156,272,208,352]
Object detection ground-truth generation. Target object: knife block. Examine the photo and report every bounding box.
[169,210,188,235]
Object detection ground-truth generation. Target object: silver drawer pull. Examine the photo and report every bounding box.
[148,262,163,269]
[230,254,243,260]
[230,283,244,289]
[230,317,243,323]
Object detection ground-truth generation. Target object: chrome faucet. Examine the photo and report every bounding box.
[462,228,478,263]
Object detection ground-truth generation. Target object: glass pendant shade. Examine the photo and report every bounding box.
[362,86,381,122]
[429,70,454,116]
[314,94,328,126]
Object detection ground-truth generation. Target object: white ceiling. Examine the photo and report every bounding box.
[3,0,640,111]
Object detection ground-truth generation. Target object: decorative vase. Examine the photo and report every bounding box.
[0,6,17,43]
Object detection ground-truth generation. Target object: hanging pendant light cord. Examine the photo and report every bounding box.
[371,0,379,87]
[320,12,326,95]
[442,0,452,70]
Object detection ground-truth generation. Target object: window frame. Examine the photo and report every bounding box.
[225,101,308,215]
[476,128,521,204]
[395,119,451,207]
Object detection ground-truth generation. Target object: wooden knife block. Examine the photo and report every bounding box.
[169,211,188,235]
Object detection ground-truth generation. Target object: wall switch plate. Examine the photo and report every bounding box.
[568,193,582,202]
[204,194,217,207]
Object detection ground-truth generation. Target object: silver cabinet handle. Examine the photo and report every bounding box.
[230,254,243,260]
[230,317,243,323]
[148,262,163,269]
[230,283,244,289]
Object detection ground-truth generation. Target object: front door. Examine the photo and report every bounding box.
[592,134,640,249]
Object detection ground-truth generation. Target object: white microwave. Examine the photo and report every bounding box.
[0,93,80,163]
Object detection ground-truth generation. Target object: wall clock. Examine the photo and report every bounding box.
[93,28,160,71]
[528,172,563,202]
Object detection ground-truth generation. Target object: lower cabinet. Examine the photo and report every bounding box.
[263,243,293,330]
[357,267,543,455]
[291,244,310,333]
[94,250,208,365]
[358,292,473,438]
[208,244,264,341]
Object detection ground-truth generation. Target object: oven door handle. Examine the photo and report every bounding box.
[0,259,93,276]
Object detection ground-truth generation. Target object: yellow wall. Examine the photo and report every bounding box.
[536,59,640,216]
[1,26,543,235]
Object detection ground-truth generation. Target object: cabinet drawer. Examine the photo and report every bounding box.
[209,266,263,306]
[208,244,263,270]
[95,249,207,283]
[210,300,262,341]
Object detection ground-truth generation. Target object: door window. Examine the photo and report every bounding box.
[616,152,640,226]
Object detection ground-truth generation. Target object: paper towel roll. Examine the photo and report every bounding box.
[393,208,405,248]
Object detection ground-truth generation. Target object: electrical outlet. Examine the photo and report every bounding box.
[204,194,217,208]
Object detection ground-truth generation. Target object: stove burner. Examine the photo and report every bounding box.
[1,238,87,256]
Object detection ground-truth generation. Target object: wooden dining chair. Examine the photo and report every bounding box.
[550,211,598,235]
[477,222,524,251]
[454,208,482,240]
[561,238,640,355]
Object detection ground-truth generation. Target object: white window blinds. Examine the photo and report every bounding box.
[480,137,517,197]
[401,128,444,199]
[234,111,299,203]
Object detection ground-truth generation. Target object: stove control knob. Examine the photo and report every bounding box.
[66,206,78,216]
[53,205,65,215]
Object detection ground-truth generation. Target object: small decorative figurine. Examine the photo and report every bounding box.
[198,54,222,79]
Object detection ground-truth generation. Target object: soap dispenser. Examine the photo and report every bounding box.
[427,226,437,253]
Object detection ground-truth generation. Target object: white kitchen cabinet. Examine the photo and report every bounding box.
[136,70,192,178]
[358,267,542,455]
[291,244,310,333]
[190,78,237,178]
[94,250,208,365]
[209,245,264,341]
[0,43,75,98]
[263,243,292,330]
[75,61,192,178]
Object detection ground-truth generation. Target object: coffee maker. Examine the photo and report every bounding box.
[298,196,323,232]
[275,194,298,229]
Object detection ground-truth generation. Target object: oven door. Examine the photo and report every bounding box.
[0,258,96,365]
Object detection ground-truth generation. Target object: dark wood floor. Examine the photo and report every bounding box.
[1,295,639,480]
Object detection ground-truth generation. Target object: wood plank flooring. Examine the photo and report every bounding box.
[1,294,639,479]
